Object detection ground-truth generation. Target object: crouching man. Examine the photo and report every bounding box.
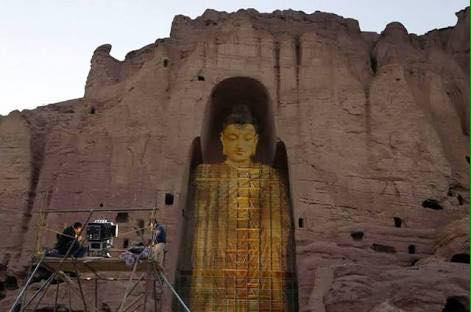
[55,222,87,258]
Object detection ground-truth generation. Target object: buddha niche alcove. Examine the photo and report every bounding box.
[176,77,298,311]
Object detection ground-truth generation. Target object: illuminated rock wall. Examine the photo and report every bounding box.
[0,7,469,312]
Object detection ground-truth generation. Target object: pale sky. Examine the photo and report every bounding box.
[0,0,468,116]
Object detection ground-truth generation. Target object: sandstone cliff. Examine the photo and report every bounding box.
[0,7,469,312]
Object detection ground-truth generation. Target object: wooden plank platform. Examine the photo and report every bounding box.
[41,257,153,273]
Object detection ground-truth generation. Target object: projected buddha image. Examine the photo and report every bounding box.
[220,106,259,166]
[178,103,297,311]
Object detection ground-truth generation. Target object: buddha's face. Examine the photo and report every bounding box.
[220,123,258,164]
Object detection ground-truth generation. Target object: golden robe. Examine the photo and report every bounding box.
[180,163,296,311]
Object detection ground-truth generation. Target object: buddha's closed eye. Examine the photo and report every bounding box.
[226,134,238,140]
[244,134,254,140]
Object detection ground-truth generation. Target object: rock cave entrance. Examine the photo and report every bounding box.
[443,296,469,312]
[176,77,298,310]
[450,253,470,264]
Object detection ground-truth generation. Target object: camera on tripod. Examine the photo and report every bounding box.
[86,219,118,257]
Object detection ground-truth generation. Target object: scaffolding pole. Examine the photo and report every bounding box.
[154,265,191,312]
[8,253,46,312]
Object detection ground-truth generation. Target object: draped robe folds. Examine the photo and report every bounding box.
[183,162,296,311]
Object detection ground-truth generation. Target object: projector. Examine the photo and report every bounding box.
[86,219,118,257]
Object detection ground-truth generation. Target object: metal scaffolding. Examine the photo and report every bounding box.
[9,208,190,312]
[10,256,189,312]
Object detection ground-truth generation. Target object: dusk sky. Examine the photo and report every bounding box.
[0,0,468,115]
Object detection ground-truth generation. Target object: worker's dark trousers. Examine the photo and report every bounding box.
[72,246,87,257]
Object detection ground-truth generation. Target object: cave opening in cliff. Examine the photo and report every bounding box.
[165,193,174,205]
[450,253,470,264]
[122,238,129,249]
[393,217,402,228]
[298,218,304,228]
[351,231,364,241]
[176,77,298,311]
[116,212,129,223]
[443,296,469,312]
[422,199,443,210]
[4,275,18,290]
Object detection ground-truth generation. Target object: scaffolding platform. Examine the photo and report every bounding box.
[40,256,153,274]
[9,208,191,312]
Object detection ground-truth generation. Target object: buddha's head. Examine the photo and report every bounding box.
[220,105,258,165]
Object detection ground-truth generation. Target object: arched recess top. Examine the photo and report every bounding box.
[201,76,276,164]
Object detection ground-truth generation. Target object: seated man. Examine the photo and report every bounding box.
[55,222,87,257]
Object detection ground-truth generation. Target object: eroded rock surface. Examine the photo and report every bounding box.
[0,7,469,312]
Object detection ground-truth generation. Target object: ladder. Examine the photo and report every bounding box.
[234,167,262,311]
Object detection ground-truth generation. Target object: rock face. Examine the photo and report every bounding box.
[0,7,469,312]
